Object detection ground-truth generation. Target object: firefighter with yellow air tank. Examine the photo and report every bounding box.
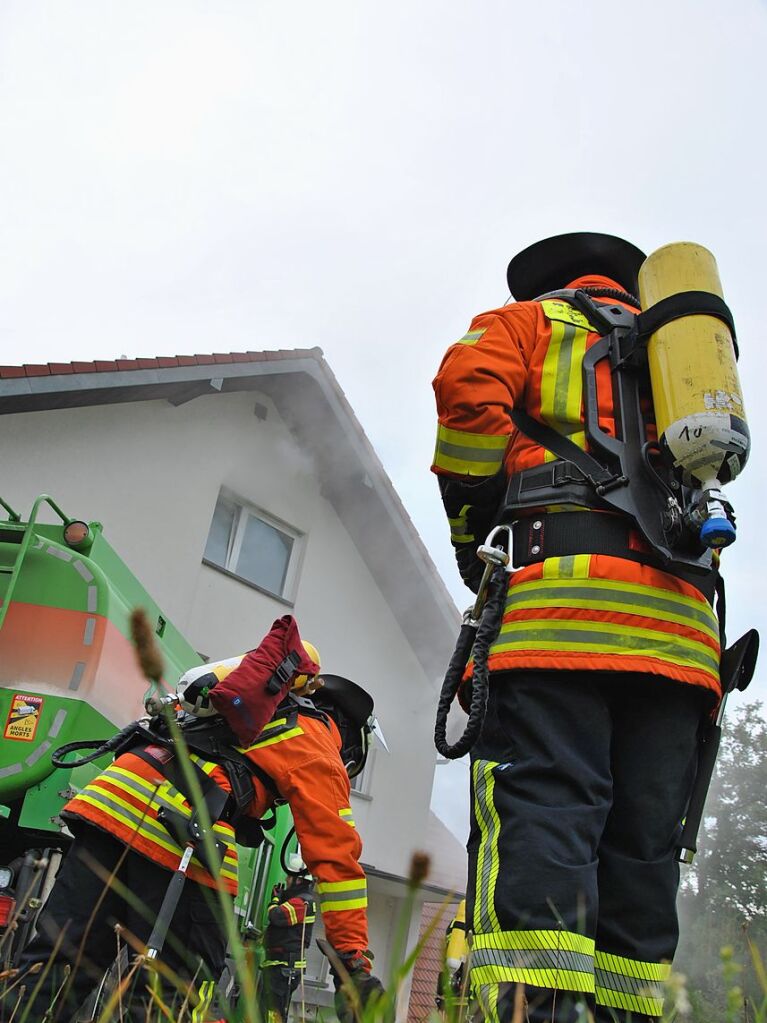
[10,621,385,1023]
[431,234,758,1022]
[436,899,469,1016]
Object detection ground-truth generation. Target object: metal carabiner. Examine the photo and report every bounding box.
[470,524,516,621]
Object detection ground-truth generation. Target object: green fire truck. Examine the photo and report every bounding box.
[0,494,295,1001]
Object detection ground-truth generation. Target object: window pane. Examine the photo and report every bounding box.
[236,513,293,594]
[351,751,373,794]
[303,915,328,983]
[204,497,236,567]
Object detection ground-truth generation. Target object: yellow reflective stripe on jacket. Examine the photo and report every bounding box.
[471,929,595,994]
[491,568,721,681]
[284,901,298,925]
[338,807,356,828]
[192,753,221,775]
[86,779,238,878]
[492,620,719,674]
[73,786,237,883]
[540,299,597,333]
[539,307,591,464]
[448,504,474,544]
[103,765,238,846]
[433,424,508,477]
[456,328,487,346]
[595,950,670,1016]
[260,717,288,732]
[73,763,238,882]
[505,576,720,640]
[100,766,186,821]
[542,555,592,580]
[316,878,368,913]
[243,724,304,750]
[472,760,501,933]
[75,788,171,850]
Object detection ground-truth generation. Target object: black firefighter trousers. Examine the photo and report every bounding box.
[467,670,709,1023]
[7,823,226,1023]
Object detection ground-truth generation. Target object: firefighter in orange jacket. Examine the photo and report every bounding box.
[12,648,383,1023]
[432,234,720,1023]
[259,865,317,1023]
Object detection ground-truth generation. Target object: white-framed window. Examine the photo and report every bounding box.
[302,915,331,987]
[350,748,376,798]
[203,490,304,603]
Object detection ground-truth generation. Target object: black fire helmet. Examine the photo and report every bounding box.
[506,232,647,301]
[312,673,377,780]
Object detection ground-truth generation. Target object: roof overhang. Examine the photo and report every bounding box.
[362,864,464,901]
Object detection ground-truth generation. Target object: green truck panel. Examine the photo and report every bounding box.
[0,494,296,945]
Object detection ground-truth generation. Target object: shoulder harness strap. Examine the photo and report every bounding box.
[502,288,715,577]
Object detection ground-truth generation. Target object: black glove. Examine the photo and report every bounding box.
[330,950,385,1023]
[438,472,506,593]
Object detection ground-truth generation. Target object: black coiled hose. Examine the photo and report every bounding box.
[434,566,507,759]
[280,825,297,873]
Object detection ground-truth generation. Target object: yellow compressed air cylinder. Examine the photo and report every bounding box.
[445,899,468,969]
[638,242,749,490]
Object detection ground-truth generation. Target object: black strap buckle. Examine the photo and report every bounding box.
[267,651,301,694]
[552,461,587,487]
[595,474,630,495]
[156,806,226,876]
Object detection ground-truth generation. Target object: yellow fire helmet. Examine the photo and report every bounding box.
[293,641,322,694]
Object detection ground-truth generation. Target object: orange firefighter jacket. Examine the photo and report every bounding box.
[63,711,369,954]
[431,274,721,697]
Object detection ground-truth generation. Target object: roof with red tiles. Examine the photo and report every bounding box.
[407,900,460,1023]
[0,348,319,379]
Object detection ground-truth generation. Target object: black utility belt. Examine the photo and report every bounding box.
[504,511,717,603]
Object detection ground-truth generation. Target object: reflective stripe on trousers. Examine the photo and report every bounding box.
[595,950,670,1017]
[467,677,705,1021]
[471,929,596,993]
[191,979,217,1022]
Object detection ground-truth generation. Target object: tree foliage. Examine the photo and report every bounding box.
[676,700,767,1020]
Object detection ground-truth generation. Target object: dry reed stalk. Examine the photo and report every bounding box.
[129,608,165,683]
[511,982,526,1023]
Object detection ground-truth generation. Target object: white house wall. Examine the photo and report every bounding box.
[3,390,438,881]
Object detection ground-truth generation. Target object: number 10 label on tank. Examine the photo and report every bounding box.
[3,694,44,742]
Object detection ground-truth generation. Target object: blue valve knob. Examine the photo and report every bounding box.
[700,516,736,549]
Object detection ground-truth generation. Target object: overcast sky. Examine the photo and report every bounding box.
[2,1,766,844]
